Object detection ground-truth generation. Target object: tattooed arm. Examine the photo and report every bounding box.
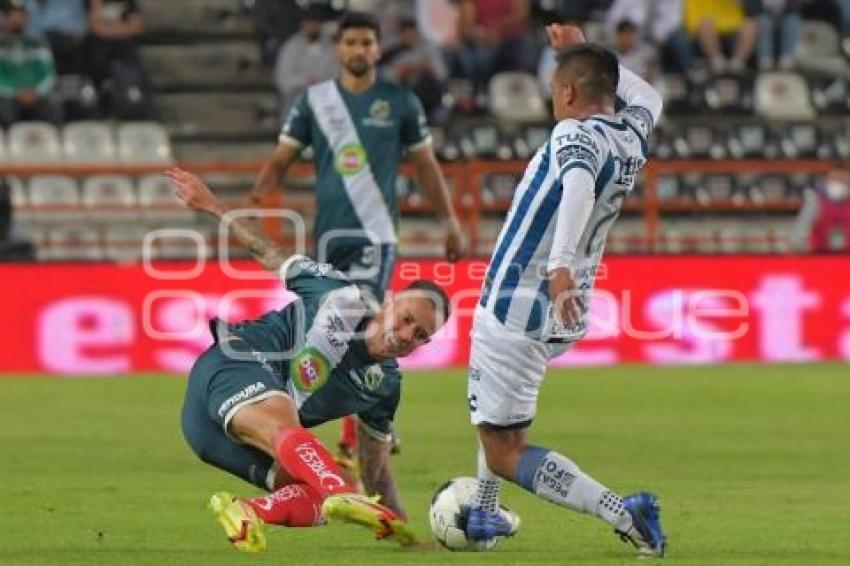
[166,168,289,273]
[357,422,406,520]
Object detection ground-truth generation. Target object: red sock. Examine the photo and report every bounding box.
[275,427,353,496]
[339,415,358,452]
[245,483,324,527]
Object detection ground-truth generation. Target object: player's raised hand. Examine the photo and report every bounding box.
[166,167,222,215]
[545,23,586,52]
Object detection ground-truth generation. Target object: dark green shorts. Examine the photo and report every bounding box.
[181,339,287,491]
[321,243,397,302]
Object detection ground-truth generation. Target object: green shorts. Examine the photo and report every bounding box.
[321,243,396,302]
[180,338,288,491]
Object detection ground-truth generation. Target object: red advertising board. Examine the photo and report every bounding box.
[2,257,849,374]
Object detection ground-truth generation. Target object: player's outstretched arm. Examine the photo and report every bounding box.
[408,145,467,262]
[357,424,406,520]
[250,142,301,205]
[166,167,289,273]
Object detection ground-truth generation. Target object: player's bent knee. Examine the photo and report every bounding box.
[228,395,300,456]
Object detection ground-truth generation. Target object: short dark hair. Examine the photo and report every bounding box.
[616,20,638,33]
[403,279,450,323]
[335,11,381,41]
[555,43,619,102]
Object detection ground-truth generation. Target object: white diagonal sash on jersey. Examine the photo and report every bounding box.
[308,81,396,244]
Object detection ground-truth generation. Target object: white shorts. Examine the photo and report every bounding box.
[468,306,570,428]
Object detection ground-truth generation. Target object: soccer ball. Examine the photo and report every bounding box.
[428,476,497,551]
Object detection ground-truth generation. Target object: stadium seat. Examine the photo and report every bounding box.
[81,175,138,221]
[103,226,150,262]
[153,228,212,259]
[137,174,195,222]
[703,75,753,114]
[27,176,80,222]
[481,173,519,205]
[117,122,174,164]
[398,218,444,257]
[796,21,847,75]
[754,72,814,120]
[658,74,700,114]
[751,175,791,203]
[673,125,725,159]
[488,72,547,123]
[779,123,819,158]
[657,175,681,200]
[63,122,117,163]
[810,76,848,115]
[7,122,62,163]
[5,176,29,223]
[45,226,103,260]
[726,123,779,159]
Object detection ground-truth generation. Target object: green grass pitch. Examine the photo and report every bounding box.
[1,364,849,565]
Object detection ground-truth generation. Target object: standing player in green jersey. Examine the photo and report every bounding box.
[169,168,451,551]
[251,11,466,468]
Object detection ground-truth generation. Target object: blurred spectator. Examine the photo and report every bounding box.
[381,17,448,120]
[792,165,850,253]
[274,6,337,117]
[23,0,87,74]
[252,0,304,68]
[0,1,62,126]
[449,0,538,92]
[610,20,658,82]
[533,0,601,24]
[416,0,460,48]
[756,0,802,70]
[86,0,153,118]
[0,178,35,261]
[685,0,759,73]
[355,0,415,48]
[604,0,694,74]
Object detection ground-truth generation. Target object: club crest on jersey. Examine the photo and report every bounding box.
[334,143,367,176]
[291,347,331,392]
[363,364,385,391]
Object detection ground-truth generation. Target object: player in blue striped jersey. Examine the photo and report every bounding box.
[465,25,667,557]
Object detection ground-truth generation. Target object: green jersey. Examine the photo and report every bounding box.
[279,79,430,251]
[213,255,401,437]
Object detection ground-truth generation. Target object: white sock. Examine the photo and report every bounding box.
[472,443,501,514]
[515,446,632,532]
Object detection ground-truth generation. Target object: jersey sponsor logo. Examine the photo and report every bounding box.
[334,142,368,176]
[370,99,390,119]
[217,381,267,418]
[613,155,646,186]
[556,144,599,169]
[555,129,599,153]
[363,99,394,127]
[291,347,331,392]
[323,314,347,350]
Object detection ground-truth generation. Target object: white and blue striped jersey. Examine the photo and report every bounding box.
[479,66,662,342]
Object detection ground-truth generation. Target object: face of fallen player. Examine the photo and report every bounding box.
[365,291,441,359]
[336,27,381,78]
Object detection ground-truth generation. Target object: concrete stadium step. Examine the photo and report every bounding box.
[141,42,270,90]
[139,0,252,37]
[158,92,279,138]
